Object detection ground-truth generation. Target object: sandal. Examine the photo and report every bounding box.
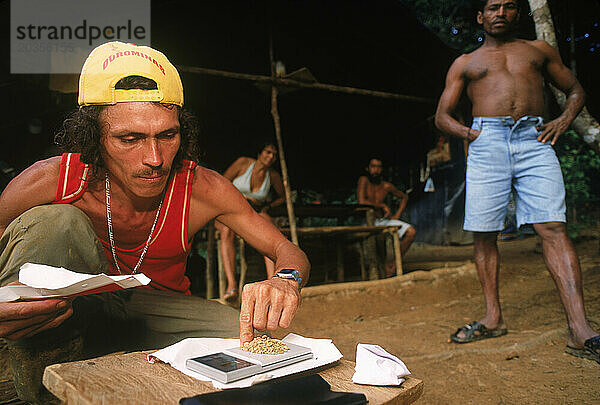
[565,335,600,364]
[450,321,508,344]
[223,288,238,302]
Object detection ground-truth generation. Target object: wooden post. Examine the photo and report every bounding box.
[336,239,344,282]
[391,229,403,276]
[238,237,247,293]
[269,33,299,246]
[365,208,379,280]
[205,221,216,299]
[358,242,367,281]
[217,235,226,298]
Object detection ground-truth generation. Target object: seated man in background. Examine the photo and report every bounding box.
[0,41,309,403]
[357,158,416,275]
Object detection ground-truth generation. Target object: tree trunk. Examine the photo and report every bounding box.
[528,0,600,152]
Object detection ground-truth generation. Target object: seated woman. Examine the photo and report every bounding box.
[215,142,285,301]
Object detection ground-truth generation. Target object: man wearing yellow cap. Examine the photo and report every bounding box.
[0,42,309,403]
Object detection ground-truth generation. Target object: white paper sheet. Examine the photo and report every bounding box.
[0,263,150,302]
[352,343,410,386]
[147,333,343,389]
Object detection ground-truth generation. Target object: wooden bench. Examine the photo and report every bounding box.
[202,203,403,298]
[279,225,403,282]
[203,223,403,299]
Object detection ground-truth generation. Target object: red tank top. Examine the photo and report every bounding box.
[53,153,196,294]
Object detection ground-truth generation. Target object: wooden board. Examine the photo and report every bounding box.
[43,351,422,405]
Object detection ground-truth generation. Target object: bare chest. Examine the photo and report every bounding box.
[72,192,162,250]
[464,44,545,83]
[364,183,388,204]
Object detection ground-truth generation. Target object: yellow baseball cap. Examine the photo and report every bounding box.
[78,41,183,107]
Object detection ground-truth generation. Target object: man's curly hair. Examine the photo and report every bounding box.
[54,76,201,176]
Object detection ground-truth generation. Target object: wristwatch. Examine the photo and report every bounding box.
[273,269,302,288]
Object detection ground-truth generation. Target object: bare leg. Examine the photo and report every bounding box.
[400,226,416,255]
[214,221,238,294]
[533,222,598,348]
[259,212,277,279]
[456,231,504,339]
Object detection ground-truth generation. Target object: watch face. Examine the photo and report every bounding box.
[275,269,301,286]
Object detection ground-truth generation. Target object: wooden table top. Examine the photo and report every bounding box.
[268,203,380,218]
[43,351,423,405]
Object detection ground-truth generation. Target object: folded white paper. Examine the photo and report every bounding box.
[147,333,343,389]
[352,344,410,386]
[0,263,151,302]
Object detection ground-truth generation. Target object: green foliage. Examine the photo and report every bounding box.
[555,130,600,237]
[399,0,484,53]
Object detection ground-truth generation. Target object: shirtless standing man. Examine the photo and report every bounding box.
[357,158,416,259]
[435,0,599,362]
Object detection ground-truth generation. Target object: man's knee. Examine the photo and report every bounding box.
[0,205,107,280]
[9,205,93,239]
[533,221,568,240]
[473,231,498,246]
[404,226,416,239]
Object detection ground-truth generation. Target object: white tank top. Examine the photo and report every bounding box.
[231,161,271,202]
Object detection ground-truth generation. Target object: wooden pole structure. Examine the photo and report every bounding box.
[269,33,299,246]
[177,65,435,104]
[237,237,247,293]
[205,221,216,299]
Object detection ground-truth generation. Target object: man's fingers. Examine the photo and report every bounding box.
[266,304,283,330]
[239,287,256,344]
[252,295,270,331]
[30,306,73,337]
[469,129,481,141]
[0,299,69,321]
[0,299,73,340]
[3,306,73,340]
[2,314,55,340]
[278,305,297,329]
[239,278,302,342]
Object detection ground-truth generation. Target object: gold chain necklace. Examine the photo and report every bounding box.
[105,173,162,274]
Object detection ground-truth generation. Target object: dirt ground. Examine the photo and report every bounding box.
[272,234,600,404]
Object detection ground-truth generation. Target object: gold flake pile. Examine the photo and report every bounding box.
[241,335,290,355]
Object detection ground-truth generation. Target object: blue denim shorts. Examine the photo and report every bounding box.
[464,116,566,232]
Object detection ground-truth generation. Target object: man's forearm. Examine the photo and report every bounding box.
[559,84,585,125]
[269,197,285,209]
[435,113,473,141]
[392,199,408,219]
[273,240,310,288]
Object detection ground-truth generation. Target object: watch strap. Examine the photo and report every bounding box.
[273,269,302,288]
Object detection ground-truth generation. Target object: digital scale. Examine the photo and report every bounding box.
[186,342,313,383]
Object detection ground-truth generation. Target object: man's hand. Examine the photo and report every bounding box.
[239,277,301,344]
[381,204,391,218]
[467,129,481,142]
[245,196,260,206]
[537,117,570,145]
[0,285,73,340]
